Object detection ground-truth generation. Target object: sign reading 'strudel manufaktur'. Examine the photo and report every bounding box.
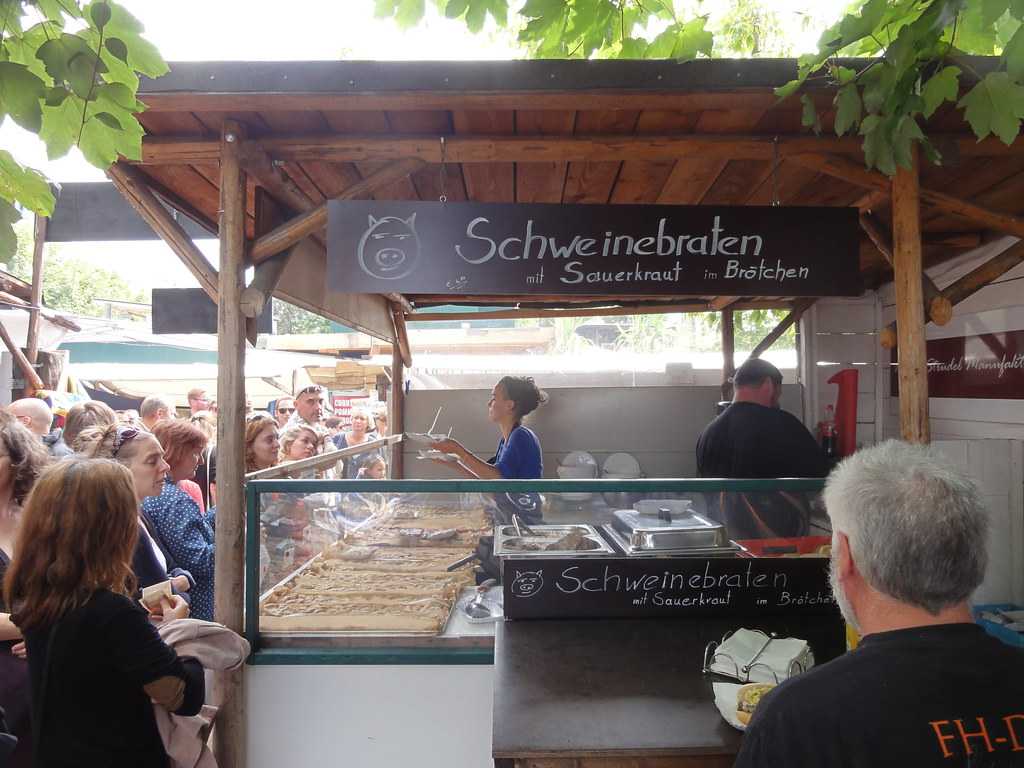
[327,201,862,296]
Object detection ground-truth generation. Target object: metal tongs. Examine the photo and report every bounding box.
[511,513,535,536]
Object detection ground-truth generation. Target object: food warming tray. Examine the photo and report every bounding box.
[493,524,615,558]
[603,507,737,556]
[601,524,740,558]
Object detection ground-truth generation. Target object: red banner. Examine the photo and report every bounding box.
[892,330,1024,399]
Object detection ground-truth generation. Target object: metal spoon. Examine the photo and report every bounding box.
[464,579,498,619]
[427,405,443,435]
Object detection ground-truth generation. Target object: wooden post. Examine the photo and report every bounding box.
[749,299,815,359]
[891,149,930,443]
[390,346,405,479]
[25,214,47,376]
[721,310,735,402]
[213,119,247,767]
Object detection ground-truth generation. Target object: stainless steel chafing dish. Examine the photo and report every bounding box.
[493,523,616,558]
[601,500,738,557]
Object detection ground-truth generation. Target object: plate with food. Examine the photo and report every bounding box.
[712,681,776,731]
[417,449,461,463]
[405,432,449,446]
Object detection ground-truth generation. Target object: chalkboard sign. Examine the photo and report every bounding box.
[327,201,861,297]
[152,288,272,334]
[502,557,837,620]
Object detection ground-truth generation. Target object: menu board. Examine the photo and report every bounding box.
[502,556,837,620]
[328,201,861,297]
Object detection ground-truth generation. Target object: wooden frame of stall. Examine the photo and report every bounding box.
[94,57,1024,766]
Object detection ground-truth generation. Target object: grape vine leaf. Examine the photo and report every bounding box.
[0,150,53,215]
[834,83,863,135]
[958,71,1024,143]
[0,202,20,262]
[0,62,46,132]
[921,65,961,118]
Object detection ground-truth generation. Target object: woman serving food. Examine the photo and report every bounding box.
[430,376,546,481]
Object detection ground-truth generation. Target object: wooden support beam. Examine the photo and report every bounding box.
[213,119,247,768]
[390,303,412,369]
[140,133,1024,166]
[860,212,952,325]
[107,163,219,302]
[386,292,414,314]
[854,188,889,212]
[721,310,735,403]
[0,270,31,302]
[941,239,1024,305]
[791,152,1024,241]
[25,214,47,369]
[749,299,815,359]
[249,158,424,265]
[238,142,319,221]
[390,348,405,480]
[0,317,44,395]
[891,148,929,444]
[708,296,741,311]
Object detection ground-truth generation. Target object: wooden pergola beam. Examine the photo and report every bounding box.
[749,298,815,359]
[860,212,952,325]
[721,309,735,403]
[881,238,1024,348]
[107,163,219,302]
[790,153,1024,241]
[25,214,47,368]
[708,296,742,311]
[249,158,424,265]
[0,317,44,394]
[410,302,724,322]
[140,133,1024,166]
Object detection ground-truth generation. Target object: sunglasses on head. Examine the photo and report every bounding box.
[112,426,140,457]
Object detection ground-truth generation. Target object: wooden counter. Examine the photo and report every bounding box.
[492,616,844,768]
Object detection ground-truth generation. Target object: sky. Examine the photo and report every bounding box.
[2,0,853,295]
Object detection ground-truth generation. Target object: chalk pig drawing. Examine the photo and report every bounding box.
[357,214,420,280]
[510,569,545,598]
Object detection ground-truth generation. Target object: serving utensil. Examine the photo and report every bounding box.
[427,405,443,435]
[464,579,498,619]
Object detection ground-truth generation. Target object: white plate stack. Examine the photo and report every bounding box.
[556,451,598,502]
[601,452,643,481]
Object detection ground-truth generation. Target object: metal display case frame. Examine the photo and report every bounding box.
[244,477,827,665]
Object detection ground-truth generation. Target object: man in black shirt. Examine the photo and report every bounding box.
[735,441,1024,768]
[696,358,827,479]
[696,359,827,537]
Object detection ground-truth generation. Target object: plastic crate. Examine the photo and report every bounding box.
[736,535,832,558]
[973,603,1024,648]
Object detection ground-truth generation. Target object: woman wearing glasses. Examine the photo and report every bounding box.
[77,424,194,612]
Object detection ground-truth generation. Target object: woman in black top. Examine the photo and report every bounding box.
[0,412,49,767]
[4,458,204,768]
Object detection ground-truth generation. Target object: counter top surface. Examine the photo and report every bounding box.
[492,615,843,758]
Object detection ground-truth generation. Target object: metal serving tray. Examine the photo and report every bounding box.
[494,523,616,558]
[610,508,728,551]
[601,524,740,558]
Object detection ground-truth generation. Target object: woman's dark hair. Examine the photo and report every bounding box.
[0,411,50,505]
[497,376,548,421]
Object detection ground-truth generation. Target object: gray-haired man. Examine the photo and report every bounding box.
[735,440,1024,767]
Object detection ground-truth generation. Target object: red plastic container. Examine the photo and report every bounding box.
[736,535,832,558]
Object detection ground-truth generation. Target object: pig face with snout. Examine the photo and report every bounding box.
[357,214,420,280]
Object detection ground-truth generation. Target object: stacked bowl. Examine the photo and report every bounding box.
[601,452,644,508]
[556,451,599,502]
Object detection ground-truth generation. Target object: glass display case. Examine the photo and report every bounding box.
[244,478,828,664]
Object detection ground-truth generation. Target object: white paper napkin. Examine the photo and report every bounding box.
[712,682,747,731]
[709,628,814,683]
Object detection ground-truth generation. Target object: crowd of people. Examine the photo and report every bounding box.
[0,384,388,767]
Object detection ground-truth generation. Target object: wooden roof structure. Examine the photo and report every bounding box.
[121,57,1024,329]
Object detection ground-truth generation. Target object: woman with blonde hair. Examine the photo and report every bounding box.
[0,412,49,766]
[5,458,203,767]
[279,423,334,478]
[333,406,375,479]
[76,424,193,607]
[63,400,117,455]
[245,414,279,473]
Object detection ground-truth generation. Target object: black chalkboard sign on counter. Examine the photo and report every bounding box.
[502,556,836,620]
[328,201,862,297]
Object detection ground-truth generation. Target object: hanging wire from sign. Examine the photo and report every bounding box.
[439,136,448,204]
[770,136,781,207]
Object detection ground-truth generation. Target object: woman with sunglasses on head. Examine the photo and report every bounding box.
[5,458,203,768]
[76,424,194,612]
